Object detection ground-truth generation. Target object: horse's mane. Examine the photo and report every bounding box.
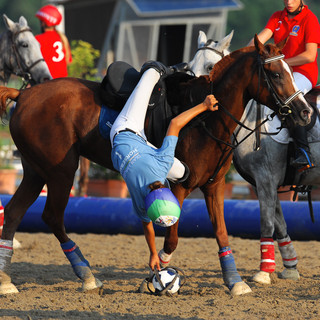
[208,42,283,86]
[208,46,254,85]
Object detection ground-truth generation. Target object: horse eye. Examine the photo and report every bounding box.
[21,42,28,48]
[270,72,280,79]
[207,65,214,73]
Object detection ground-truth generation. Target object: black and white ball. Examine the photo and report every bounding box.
[152,268,181,295]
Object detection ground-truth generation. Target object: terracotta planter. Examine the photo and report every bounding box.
[224,183,233,199]
[0,169,17,194]
[87,179,128,198]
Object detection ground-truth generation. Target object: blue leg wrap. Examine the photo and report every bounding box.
[61,240,92,281]
[218,246,242,290]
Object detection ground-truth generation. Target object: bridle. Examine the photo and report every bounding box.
[196,39,225,58]
[258,54,302,117]
[9,28,45,87]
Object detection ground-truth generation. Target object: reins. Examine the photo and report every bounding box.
[199,52,301,186]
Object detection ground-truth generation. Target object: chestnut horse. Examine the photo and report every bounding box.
[0,36,312,296]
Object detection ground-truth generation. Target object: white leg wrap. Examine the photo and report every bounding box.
[277,235,298,268]
[158,248,172,268]
[0,240,13,273]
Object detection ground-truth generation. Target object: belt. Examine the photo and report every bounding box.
[113,128,146,142]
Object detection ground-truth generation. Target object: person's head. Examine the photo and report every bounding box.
[35,5,62,30]
[145,181,181,227]
[284,0,304,16]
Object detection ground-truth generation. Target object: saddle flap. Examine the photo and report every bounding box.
[100,61,141,110]
[106,61,140,96]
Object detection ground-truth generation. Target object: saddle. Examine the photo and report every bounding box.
[99,61,174,147]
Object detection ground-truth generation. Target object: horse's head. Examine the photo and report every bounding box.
[2,14,52,84]
[251,34,312,127]
[188,30,233,76]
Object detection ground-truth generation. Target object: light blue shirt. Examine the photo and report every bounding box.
[111,131,178,222]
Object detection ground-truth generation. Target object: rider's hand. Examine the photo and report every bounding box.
[149,252,161,271]
[203,94,218,111]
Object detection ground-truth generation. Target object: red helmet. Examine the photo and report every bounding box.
[35,5,62,27]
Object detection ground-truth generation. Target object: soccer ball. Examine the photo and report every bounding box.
[152,268,181,295]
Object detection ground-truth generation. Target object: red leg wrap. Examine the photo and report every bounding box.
[260,238,275,273]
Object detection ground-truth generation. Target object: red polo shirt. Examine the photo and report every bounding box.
[36,30,72,79]
[265,5,320,87]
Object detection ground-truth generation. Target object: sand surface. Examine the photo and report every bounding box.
[0,232,319,320]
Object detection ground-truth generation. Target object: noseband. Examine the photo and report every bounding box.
[10,28,45,84]
[258,54,302,117]
[196,39,225,58]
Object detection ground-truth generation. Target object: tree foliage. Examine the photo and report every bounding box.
[67,40,100,80]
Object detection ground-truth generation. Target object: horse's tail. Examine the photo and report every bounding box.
[0,86,20,117]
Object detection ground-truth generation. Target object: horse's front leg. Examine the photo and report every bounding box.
[252,181,279,285]
[274,198,300,281]
[202,180,251,296]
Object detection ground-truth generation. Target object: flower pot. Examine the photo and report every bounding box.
[87,179,128,198]
[0,169,17,194]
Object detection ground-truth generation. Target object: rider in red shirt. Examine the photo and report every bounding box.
[248,0,320,167]
[35,5,72,79]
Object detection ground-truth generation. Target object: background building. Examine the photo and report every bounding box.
[50,0,242,75]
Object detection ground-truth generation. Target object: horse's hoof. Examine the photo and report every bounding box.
[82,277,103,292]
[230,281,252,296]
[0,282,19,294]
[279,268,300,280]
[252,271,271,284]
[13,238,22,249]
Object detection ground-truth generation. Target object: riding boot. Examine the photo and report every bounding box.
[290,125,313,168]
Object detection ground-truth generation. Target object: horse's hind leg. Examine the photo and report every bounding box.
[77,157,90,196]
[274,199,300,281]
[202,182,252,296]
[0,159,45,294]
[44,171,102,291]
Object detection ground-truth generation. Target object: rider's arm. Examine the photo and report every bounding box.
[166,95,218,137]
[247,28,273,46]
[142,221,160,270]
[285,42,318,66]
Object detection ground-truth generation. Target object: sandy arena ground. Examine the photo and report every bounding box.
[0,232,319,320]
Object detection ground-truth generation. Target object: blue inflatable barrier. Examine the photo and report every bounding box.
[0,195,319,240]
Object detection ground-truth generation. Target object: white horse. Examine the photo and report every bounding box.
[0,15,52,85]
[188,30,233,76]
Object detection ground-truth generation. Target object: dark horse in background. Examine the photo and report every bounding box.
[0,36,312,295]
[0,14,51,85]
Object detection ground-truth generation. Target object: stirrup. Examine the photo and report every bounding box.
[291,148,314,170]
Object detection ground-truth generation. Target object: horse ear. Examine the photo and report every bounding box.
[254,34,268,56]
[3,14,16,31]
[218,30,234,51]
[198,31,207,48]
[19,16,28,28]
[277,37,288,51]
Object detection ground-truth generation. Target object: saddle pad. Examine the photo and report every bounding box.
[263,106,290,144]
[98,104,120,140]
[264,105,320,144]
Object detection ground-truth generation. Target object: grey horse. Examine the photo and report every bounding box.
[0,15,52,85]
